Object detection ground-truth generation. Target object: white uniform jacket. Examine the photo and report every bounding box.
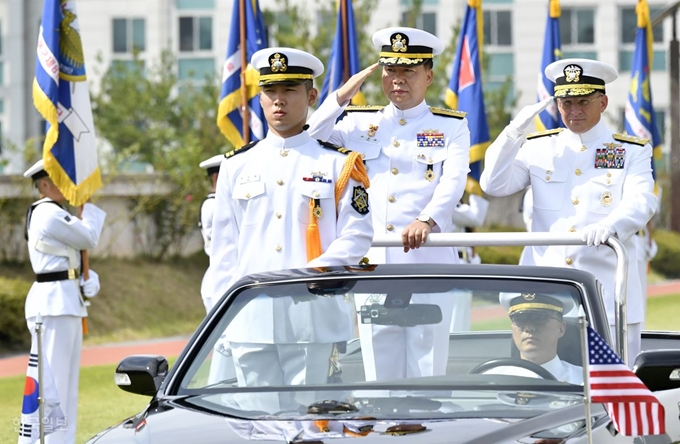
[207,131,374,343]
[307,92,471,264]
[489,355,583,384]
[199,193,215,255]
[480,120,657,324]
[25,199,106,319]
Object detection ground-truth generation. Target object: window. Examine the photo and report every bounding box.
[400,11,437,36]
[483,10,512,46]
[176,0,214,9]
[560,8,595,45]
[112,18,145,53]
[619,7,665,71]
[179,16,213,52]
[178,58,215,81]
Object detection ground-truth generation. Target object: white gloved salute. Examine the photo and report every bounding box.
[80,269,101,297]
[581,223,616,247]
[506,97,554,139]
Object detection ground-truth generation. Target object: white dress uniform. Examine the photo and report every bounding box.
[480,119,657,364]
[23,161,106,444]
[208,131,373,387]
[307,27,470,382]
[487,355,583,385]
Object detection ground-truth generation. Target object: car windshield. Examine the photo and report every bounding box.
[176,274,589,421]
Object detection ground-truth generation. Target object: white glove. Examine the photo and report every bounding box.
[581,223,616,246]
[80,269,100,298]
[508,97,554,135]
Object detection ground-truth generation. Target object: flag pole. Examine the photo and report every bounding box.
[340,0,350,83]
[578,307,593,444]
[239,0,250,144]
[36,313,45,444]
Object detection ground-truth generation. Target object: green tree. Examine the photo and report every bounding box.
[91,52,227,259]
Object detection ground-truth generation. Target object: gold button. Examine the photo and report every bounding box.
[572,198,579,205]
[546,170,553,175]
[575,169,581,176]
[568,226,576,232]
[545,176,551,181]
[393,140,400,147]
[580,146,586,152]
[277,179,284,186]
[391,168,398,175]
[280,149,288,157]
[388,196,396,203]
[386,224,394,231]
[313,191,319,197]
[606,179,611,185]
[565,258,573,265]
[607,173,612,177]
[245,193,251,199]
[275,245,282,252]
[399,118,406,125]
[276,212,282,219]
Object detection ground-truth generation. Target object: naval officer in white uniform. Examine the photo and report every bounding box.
[22,159,106,444]
[480,59,657,366]
[198,153,224,313]
[205,48,373,400]
[307,27,471,381]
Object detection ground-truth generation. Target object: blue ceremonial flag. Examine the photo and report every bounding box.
[535,0,562,131]
[446,0,489,196]
[319,0,365,106]
[217,0,268,148]
[624,0,662,187]
[33,0,101,206]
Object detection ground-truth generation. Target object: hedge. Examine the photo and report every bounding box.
[0,276,31,352]
[650,229,680,279]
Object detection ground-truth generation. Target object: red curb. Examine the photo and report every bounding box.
[2,281,679,379]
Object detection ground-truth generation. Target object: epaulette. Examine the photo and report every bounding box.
[613,133,649,146]
[225,140,259,158]
[346,105,384,113]
[526,128,564,140]
[429,107,467,119]
[317,139,352,155]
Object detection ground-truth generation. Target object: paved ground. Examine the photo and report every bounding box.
[2,280,679,379]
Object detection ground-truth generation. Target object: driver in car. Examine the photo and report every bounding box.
[491,293,583,385]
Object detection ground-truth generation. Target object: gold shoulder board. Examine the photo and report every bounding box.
[429,107,467,119]
[526,128,564,140]
[317,139,351,154]
[346,105,384,113]
[613,133,649,146]
[225,140,259,158]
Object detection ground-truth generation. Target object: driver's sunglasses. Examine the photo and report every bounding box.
[510,312,561,328]
[556,94,603,110]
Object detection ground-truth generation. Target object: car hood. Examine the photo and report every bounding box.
[87,398,615,444]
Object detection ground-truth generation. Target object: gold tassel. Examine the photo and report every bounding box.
[307,199,323,262]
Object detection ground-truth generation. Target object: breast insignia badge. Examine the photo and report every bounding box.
[601,191,613,207]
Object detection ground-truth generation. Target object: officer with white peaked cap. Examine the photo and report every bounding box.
[22,159,106,443]
[307,27,471,382]
[204,47,373,405]
[481,58,657,367]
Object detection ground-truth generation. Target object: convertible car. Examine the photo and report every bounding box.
[86,234,680,444]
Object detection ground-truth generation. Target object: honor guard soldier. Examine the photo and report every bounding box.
[480,59,657,366]
[22,159,106,444]
[204,48,373,404]
[307,27,471,381]
[198,153,224,313]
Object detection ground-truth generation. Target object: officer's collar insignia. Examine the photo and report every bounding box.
[523,293,536,301]
[563,64,582,83]
[391,33,408,53]
[270,53,287,72]
[595,144,626,169]
[417,129,445,148]
[351,186,369,215]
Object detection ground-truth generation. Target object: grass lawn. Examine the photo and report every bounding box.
[646,293,680,331]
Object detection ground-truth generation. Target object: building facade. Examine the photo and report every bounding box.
[0,0,673,174]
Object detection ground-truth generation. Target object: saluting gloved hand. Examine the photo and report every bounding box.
[80,269,101,298]
[507,97,554,138]
[581,223,616,246]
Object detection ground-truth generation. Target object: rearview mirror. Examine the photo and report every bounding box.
[359,303,442,327]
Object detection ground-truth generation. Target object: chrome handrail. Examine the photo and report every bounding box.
[372,232,629,363]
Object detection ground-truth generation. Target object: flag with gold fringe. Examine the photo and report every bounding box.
[446,0,490,196]
[33,0,101,206]
[217,0,268,148]
[535,0,562,131]
[624,0,662,192]
[319,0,366,106]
